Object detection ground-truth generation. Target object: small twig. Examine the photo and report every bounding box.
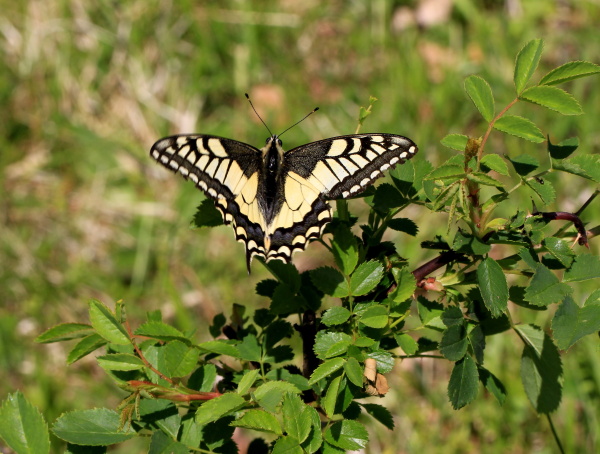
[539,211,589,247]
[412,250,466,284]
[124,319,174,384]
[295,310,318,403]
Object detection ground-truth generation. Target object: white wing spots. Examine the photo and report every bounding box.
[179,167,189,177]
[207,138,228,157]
[389,157,399,165]
[318,210,330,221]
[236,226,246,238]
[371,144,386,154]
[328,139,348,156]
[168,160,179,170]
[223,161,244,194]
[360,178,370,187]
[189,173,199,184]
[350,154,369,168]
[204,158,219,177]
[324,158,350,180]
[370,170,380,179]
[151,149,160,159]
[339,157,359,173]
[380,163,390,171]
[389,144,399,150]
[371,135,384,142]
[198,180,207,191]
[365,149,378,161]
[306,225,322,237]
[185,149,197,164]
[409,145,416,154]
[213,160,230,184]
[160,155,170,165]
[350,184,361,193]
[399,152,408,159]
[208,188,217,198]
[176,137,189,148]
[342,190,349,197]
[292,234,307,245]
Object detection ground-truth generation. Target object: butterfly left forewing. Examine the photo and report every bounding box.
[150,134,270,268]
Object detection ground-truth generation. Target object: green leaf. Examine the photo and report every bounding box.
[424,164,465,183]
[88,300,130,345]
[301,407,324,454]
[417,297,445,330]
[52,408,135,445]
[440,324,468,361]
[357,305,388,329]
[395,333,418,355]
[360,403,394,430]
[322,375,342,418]
[231,409,282,435]
[477,257,509,317]
[453,230,491,255]
[308,358,346,385]
[441,306,464,327]
[197,340,240,358]
[96,353,144,372]
[542,237,575,268]
[466,172,504,188]
[525,178,556,205]
[310,267,349,298]
[480,154,509,176]
[478,367,507,405]
[343,357,364,387]
[237,369,260,395]
[282,393,312,443]
[552,293,600,350]
[564,254,600,282]
[539,61,600,85]
[0,392,50,454]
[148,431,189,454]
[525,264,572,306]
[441,134,469,151]
[135,322,187,343]
[371,183,407,210]
[321,307,351,326]
[514,39,544,93]
[390,267,417,304]
[387,217,418,236]
[448,355,479,410]
[508,154,540,176]
[272,436,303,454]
[515,324,562,414]
[520,85,583,115]
[493,115,545,143]
[194,393,246,426]
[464,75,495,122]
[254,381,302,413]
[67,334,107,364]
[324,420,368,451]
[330,224,359,275]
[547,136,579,160]
[237,334,261,362]
[35,323,93,343]
[161,341,199,378]
[350,261,383,296]
[138,398,181,439]
[314,332,353,360]
[192,199,223,228]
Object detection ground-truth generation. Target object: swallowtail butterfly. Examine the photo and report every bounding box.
[151,114,417,272]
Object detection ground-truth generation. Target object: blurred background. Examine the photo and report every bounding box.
[1,1,599,452]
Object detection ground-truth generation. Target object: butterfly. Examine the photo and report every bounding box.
[150,129,417,272]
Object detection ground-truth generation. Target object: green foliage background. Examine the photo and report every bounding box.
[1,1,599,453]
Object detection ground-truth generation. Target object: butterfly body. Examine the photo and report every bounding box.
[151,132,417,271]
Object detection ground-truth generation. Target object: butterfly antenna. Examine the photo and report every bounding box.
[245,93,273,137]
[278,106,320,138]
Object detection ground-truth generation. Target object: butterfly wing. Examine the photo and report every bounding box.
[264,134,418,262]
[150,135,268,268]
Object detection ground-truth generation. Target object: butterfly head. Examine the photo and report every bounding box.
[263,135,284,173]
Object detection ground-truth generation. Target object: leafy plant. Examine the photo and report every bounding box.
[2,39,598,454]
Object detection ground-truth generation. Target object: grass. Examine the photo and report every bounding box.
[1,1,599,453]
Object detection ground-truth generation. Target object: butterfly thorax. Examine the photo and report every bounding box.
[260,136,285,223]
